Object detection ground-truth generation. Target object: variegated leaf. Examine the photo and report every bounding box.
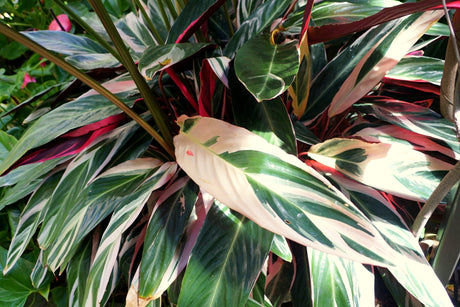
[311,161,453,307]
[4,171,62,274]
[139,43,209,80]
[139,177,199,300]
[174,115,398,266]
[346,122,460,160]
[83,162,177,306]
[177,201,273,307]
[66,240,92,307]
[38,121,146,271]
[309,249,374,307]
[289,28,312,118]
[386,56,444,85]
[354,98,460,159]
[234,35,299,102]
[328,11,442,117]
[308,138,453,202]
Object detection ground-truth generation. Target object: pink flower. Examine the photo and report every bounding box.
[21,73,36,89]
[48,14,71,32]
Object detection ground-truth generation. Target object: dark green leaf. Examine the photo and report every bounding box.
[177,202,273,307]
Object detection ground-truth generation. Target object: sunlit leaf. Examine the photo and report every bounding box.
[386,56,444,85]
[308,137,453,202]
[174,115,398,265]
[311,161,454,307]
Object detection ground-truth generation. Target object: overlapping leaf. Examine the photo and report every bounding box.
[174,115,399,266]
[22,31,119,69]
[354,98,460,158]
[235,35,299,102]
[83,161,177,306]
[386,56,444,85]
[139,43,209,80]
[0,86,138,175]
[308,137,453,202]
[308,249,374,307]
[223,0,292,58]
[310,161,453,307]
[304,11,442,121]
[177,202,273,307]
[139,177,199,300]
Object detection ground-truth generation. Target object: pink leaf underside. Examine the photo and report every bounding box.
[382,77,440,95]
[300,0,315,39]
[9,113,126,170]
[308,0,460,44]
[48,14,72,32]
[346,122,458,160]
[198,59,217,117]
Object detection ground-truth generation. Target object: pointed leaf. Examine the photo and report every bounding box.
[0,89,137,175]
[311,161,453,307]
[177,202,273,307]
[386,56,444,85]
[308,137,453,202]
[174,115,398,265]
[139,43,209,80]
[4,171,62,274]
[223,0,292,58]
[354,98,460,159]
[139,177,199,299]
[235,35,299,101]
[328,11,442,117]
[83,162,177,306]
[309,248,375,307]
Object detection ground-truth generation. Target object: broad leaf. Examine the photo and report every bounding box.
[311,161,454,307]
[116,12,157,54]
[235,35,299,102]
[354,98,460,159]
[139,43,209,80]
[174,115,398,266]
[223,0,292,58]
[37,121,146,271]
[83,161,177,306]
[308,137,453,202]
[0,130,16,163]
[308,249,374,307]
[328,11,442,117]
[230,68,297,155]
[386,56,444,85]
[177,202,273,307]
[303,11,442,121]
[139,177,199,299]
[0,247,46,307]
[167,0,226,43]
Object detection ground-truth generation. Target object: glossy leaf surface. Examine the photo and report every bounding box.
[139,43,209,79]
[174,115,398,265]
[223,0,292,58]
[386,56,444,85]
[308,137,453,202]
[235,35,299,101]
[177,202,273,307]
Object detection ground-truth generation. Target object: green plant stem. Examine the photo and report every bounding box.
[223,2,234,36]
[131,0,165,44]
[87,0,174,154]
[412,160,460,239]
[0,21,174,157]
[53,0,122,63]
